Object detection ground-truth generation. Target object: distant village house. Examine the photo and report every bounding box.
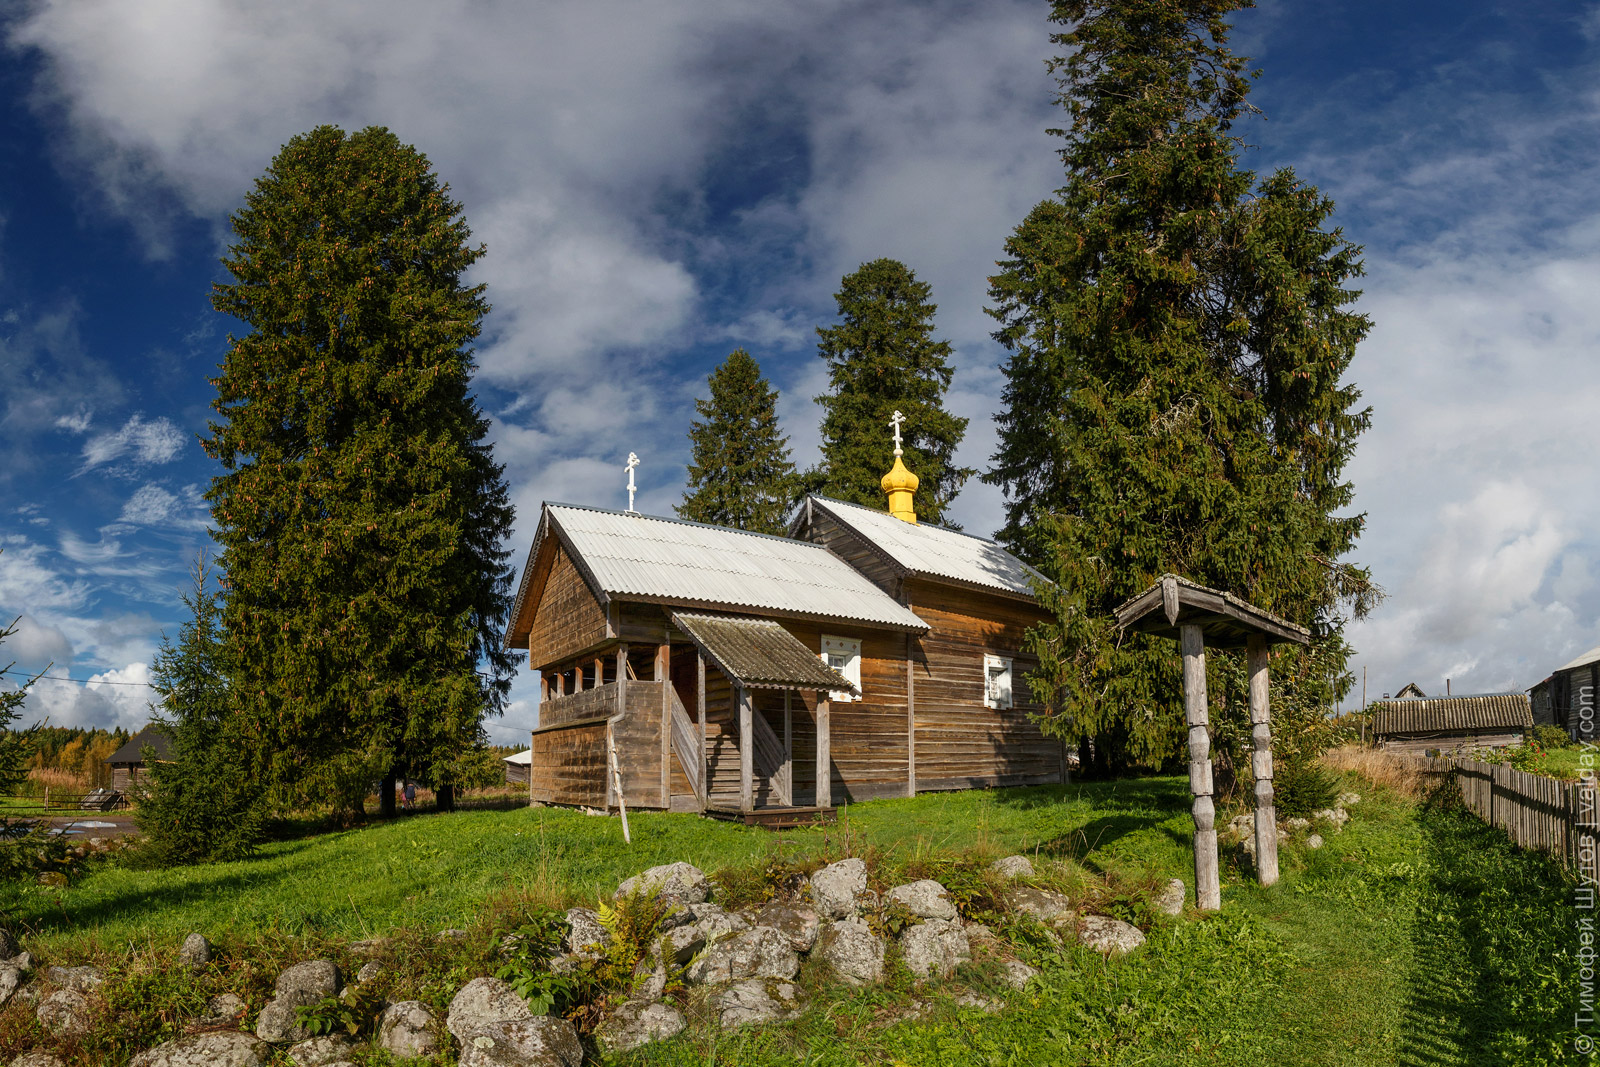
[104,726,173,792]
[1371,692,1533,756]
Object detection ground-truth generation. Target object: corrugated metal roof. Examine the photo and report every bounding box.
[1371,693,1533,735]
[503,749,532,765]
[803,496,1047,600]
[671,612,857,692]
[548,504,927,631]
[1559,645,1600,672]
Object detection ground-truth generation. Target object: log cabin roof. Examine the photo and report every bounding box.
[506,504,928,645]
[1114,573,1310,649]
[670,611,860,693]
[794,495,1048,601]
[1371,693,1533,735]
[105,726,172,766]
[1558,645,1600,673]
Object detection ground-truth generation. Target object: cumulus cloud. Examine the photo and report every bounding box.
[80,413,186,470]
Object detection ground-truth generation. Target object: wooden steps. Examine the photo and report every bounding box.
[705,805,837,830]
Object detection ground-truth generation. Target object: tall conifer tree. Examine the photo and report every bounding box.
[985,1,1377,772]
[677,349,797,535]
[811,259,973,527]
[205,126,515,814]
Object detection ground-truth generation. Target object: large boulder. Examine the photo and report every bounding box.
[36,989,91,1037]
[1006,887,1073,923]
[747,903,820,952]
[708,979,804,1029]
[990,855,1035,881]
[884,880,957,921]
[685,927,799,986]
[1152,878,1185,917]
[809,858,870,919]
[1078,915,1146,955]
[178,933,214,970]
[615,862,710,907]
[563,908,609,955]
[43,965,104,992]
[814,918,884,986]
[285,1034,354,1066]
[128,1032,271,1067]
[456,1016,583,1067]
[899,918,970,979]
[594,1000,686,1052]
[999,960,1039,990]
[447,977,534,1043]
[255,960,341,1044]
[378,1000,441,1058]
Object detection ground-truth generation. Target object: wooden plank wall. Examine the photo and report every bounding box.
[1378,729,1524,757]
[905,579,1061,792]
[526,542,609,670]
[537,684,616,729]
[784,622,910,803]
[612,681,666,809]
[529,722,607,807]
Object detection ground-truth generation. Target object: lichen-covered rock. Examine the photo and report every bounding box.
[990,855,1035,881]
[953,992,1002,1013]
[1337,792,1361,807]
[43,965,104,992]
[963,922,997,943]
[814,918,884,986]
[1307,833,1325,850]
[809,858,869,919]
[36,989,91,1037]
[448,977,535,1042]
[255,961,341,1044]
[356,961,383,984]
[285,1034,355,1066]
[1006,887,1072,923]
[594,1000,687,1052]
[685,927,799,985]
[6,952,34,973]
[708,979,803,1028]
[1078,915,1146,955]
[10,1051,69,1067]
[378,1000,441,1058]
[198,992,246,1026]
[632,953,669,1001]
[1152,878,1185,917]
[1313,807,1350,830]
[564,908,609,954]
[884,880,958,921]
[456,1016,583,1067]
[178,933,213,970]
[684,902,750,941]
[899,918,970,979]
[747,903,820,952]
[0,966,23,1008]
[616,862,710,907]
[1284,816,1312,832]
[999,959,1039,990]
[128,1032,272,1067]
[348,939,387,958]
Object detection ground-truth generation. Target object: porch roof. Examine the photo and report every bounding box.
[671,611,859,694]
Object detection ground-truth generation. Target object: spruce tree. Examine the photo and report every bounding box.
[205,126,516,815]
[985,1,1378,772]
[136,556,263,864]
[676,349,798,535]
[811,259,973,527]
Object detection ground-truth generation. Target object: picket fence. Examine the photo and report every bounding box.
[1420,756,1600,885]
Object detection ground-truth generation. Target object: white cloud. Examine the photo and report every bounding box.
[9,662,156,731]
[53,406,92,433]
[117,483,207,531]
[80,413,186,470]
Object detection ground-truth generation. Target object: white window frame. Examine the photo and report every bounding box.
[984,654,1014,711]
[820,635,862,703]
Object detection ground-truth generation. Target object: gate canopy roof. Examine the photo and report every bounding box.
[1114,574,1310,650]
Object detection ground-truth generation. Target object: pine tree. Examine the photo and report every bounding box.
[136,556,264,864]
[985,1,1378,772]
[811,259,973,527]
[205,126,516,815]
[676,349,798,535]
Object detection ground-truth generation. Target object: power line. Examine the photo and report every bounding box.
[0,668,157,689]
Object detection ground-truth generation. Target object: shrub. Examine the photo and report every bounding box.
[1274,755,1339,818]
[1532,724,1571,750]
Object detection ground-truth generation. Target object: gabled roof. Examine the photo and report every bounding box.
[1559,645,1600,673]
[1114,573,1310,650]
[671,611,858,693]
[1371,693,1533,735]
[506,503,928,644]
[796,495,1048,601]
[503,749,533,766]
[106,726,173,766]
[1394,682,1427,699]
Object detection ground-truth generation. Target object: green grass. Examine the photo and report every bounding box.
[0,776,1580,1066]
[1536,745,1589,781]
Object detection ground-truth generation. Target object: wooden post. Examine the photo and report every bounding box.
[553,670,564,698]
[607,724,631,844]
[1181,623,1220,911]
[616,644,628,708]
[783,688,793,800]
[905,635,917,798]
[738,684,753,812]
[697,654,708,811]
[815,692,832,808]
[657,641,670,808]
[1247,634,1279,887]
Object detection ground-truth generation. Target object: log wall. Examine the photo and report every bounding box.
[526,542,609,670]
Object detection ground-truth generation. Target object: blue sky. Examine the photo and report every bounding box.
[1,0,1597,742]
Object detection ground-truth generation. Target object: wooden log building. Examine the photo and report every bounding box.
[1528,645,1600,738]
[104,726,172,792]
[1371,693,1533,756]
[503,445,1063,822]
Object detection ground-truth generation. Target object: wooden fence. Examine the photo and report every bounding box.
[1422,756,1600,884]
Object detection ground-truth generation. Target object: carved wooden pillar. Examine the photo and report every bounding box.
[1181,623,1220,910]
[697,654,708,811]
[1248,634,1280,886]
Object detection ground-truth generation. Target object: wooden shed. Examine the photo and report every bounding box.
[503,749,532,787]
[504,471,1063,822]
[105,726,173,792]
[1371,693,1533,755]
